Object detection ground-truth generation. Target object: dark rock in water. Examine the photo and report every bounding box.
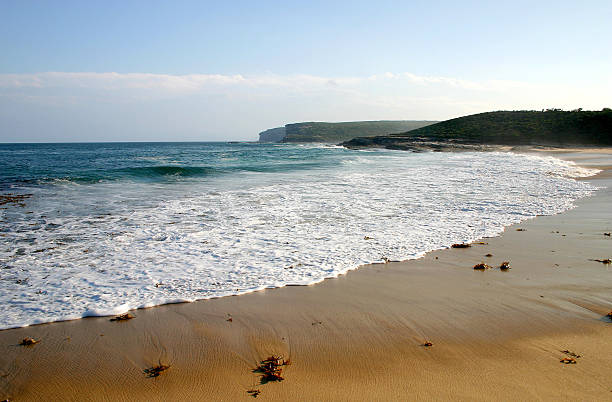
[0,193,32,207]
[343,137,497,152]
[45,223,62,230]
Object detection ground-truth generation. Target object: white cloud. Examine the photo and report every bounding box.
[0,71,528,93]
[0,72,249,91]
[0,71,609,142]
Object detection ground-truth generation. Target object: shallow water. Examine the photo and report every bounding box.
[0,142,599,329]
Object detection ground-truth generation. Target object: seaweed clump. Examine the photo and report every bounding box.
[110,313,134,322]
[451,243,471,248]
[253,355,290,383]
[499,261,511,271]
[561,350,581,358]
[144,361,171,377]
[473,263,491,270]
[19,337,39,346]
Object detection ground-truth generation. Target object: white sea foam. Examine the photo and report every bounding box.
[0,151,599,329]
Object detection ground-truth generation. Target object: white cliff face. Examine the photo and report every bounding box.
[258,127,286,142]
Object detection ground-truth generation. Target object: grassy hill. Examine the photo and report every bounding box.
[342,110,612,148]
[280,120,437,143]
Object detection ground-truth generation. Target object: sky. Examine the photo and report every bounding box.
[1,0,611,142]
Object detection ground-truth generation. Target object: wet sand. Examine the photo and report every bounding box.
[1,149,611,401]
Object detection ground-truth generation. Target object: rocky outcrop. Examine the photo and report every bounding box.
[342,136,499,152]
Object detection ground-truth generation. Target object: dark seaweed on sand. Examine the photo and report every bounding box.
[561,350,581,358]
[499,261,511,270]
[19,337,39,346]
[110,313,134,321]
[253,356,290,383]
[144,361,170,377]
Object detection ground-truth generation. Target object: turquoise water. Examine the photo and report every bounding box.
[0,142,352,187]
[0,142,599,329]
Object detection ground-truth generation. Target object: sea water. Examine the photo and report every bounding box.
[0,142,599,329]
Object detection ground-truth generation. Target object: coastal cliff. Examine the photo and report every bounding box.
[342,109,612,150]
[258,120,436,143]
[258,127,287,142]
[282,121,436,143]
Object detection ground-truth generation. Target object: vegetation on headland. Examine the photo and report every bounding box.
[258,120,436,143]
[342,109,612,149]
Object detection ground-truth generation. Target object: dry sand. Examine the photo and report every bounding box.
[1,149,611,401]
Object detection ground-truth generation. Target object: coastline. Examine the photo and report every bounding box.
[1,148,611,401]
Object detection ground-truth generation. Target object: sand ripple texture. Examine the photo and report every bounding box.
[0,149,599,328]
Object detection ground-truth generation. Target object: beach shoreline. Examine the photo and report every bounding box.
[1,148,611,401]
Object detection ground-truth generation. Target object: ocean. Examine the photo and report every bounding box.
[0,142,599,329]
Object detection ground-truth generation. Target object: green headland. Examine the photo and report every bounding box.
[342,109,612,150]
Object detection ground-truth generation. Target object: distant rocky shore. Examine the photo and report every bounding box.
[341,136,501,152]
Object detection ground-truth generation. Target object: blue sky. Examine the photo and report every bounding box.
[1,0,611,142]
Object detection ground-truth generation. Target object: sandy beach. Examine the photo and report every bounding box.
[1,149,611,401]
